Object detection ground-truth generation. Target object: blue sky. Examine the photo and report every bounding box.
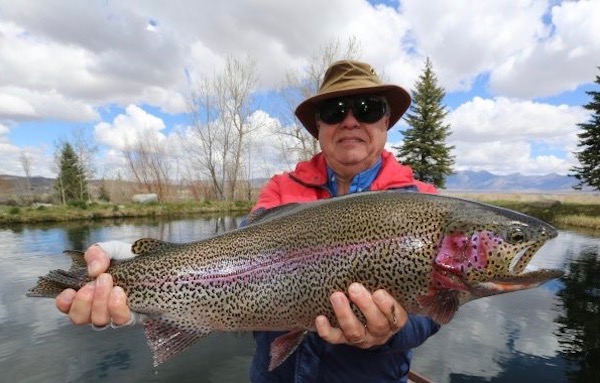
[0,0,598,179]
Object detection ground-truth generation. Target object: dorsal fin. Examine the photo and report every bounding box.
[131,238,178,256]
[246,203,307,226]
[63,250,87,270]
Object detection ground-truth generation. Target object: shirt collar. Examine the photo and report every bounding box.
[326,156,383,197]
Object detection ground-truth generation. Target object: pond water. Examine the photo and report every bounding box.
[0,215,598,383]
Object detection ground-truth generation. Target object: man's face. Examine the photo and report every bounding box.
[316,95,389,174]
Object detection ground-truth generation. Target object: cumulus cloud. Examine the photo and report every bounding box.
[94,104,166,150]
[401,0,550,91]
[449,97,585,142]
[446,96,587,174]
[488,0,600,97]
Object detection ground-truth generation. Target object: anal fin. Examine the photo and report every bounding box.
[143,317,211,366]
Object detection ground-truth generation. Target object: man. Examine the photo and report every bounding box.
[55,60,439,382]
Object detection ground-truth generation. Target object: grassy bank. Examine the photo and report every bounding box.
[0,200,254,225]
[1,193,599,231]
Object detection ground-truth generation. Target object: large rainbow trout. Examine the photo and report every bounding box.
[28,191,562,370]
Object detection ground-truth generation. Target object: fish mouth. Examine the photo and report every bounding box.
[471,268,564,297]
[509,245,534,274]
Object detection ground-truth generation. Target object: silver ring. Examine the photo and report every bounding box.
[111,313,137,329]
[91,323,109,331]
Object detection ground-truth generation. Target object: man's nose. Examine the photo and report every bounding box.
[340,108,360,128]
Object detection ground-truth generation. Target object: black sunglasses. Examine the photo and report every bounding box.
[316,95,388,125]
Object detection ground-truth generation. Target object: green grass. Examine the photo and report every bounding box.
[0,200,254,225]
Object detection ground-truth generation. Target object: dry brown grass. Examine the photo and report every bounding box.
[555,214,600,230]
[442,191,600,205]
[442,191,600,231]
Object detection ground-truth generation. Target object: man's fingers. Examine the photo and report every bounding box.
[317,285,408,349]
[315,315,346,345]
[330,290,367,345]
[91,274,113,327]
[108,286,132,326]
[67,282,95,325]
[372,289,408,330]
[347,283,390,336]
[55,289,76,314]
[84,245,110,277]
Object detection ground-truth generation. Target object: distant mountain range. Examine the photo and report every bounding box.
[0,171,591,196]
[445,170,582,192]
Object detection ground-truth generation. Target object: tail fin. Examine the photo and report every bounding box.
[27,250,93,298]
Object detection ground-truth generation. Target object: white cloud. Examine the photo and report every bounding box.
[401,0,550,91]
[488,0,600,97]
[94,104,166,150]
[0,86,99,122]
[445,96,587,174]
[0,93,36,119]
[449,97,585,142]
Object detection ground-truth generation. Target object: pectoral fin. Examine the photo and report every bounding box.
[417,289,460,325]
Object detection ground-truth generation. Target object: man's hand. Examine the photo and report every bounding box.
[315,283,407,348]
[55,244,133,328]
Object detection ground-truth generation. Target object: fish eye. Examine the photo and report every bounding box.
[507,227,527,243]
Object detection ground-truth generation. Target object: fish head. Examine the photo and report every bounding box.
[421,199,563,324]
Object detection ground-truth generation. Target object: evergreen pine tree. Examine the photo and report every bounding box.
[571,67,600,191]
[394,58,455,188]
[55,142,89,204]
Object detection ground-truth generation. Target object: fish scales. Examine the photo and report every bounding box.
[28,191,563,369]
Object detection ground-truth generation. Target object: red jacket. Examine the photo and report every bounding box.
[253,149,436,211]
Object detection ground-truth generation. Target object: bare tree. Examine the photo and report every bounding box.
[186,56,259,201]
[19,151,33,203]
[122,131,173,201]
[276,37,363,162]
[187,78,226,200]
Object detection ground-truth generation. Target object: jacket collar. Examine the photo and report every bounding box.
[289,149,415,190]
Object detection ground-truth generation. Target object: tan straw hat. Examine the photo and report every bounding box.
[295,60,411,138]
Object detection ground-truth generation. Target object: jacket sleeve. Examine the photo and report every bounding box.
[252,175,284,212]
[388,315,440,351]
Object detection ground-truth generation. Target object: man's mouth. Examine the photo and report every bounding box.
[337,136,364,144]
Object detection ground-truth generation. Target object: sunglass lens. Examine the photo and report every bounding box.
[354,97,387,123]
[317,99,348,124]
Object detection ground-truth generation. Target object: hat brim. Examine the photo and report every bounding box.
[294,85,411,138]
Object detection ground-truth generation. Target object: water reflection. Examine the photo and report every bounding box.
[555,244,600,383]
[1,218,599,382]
